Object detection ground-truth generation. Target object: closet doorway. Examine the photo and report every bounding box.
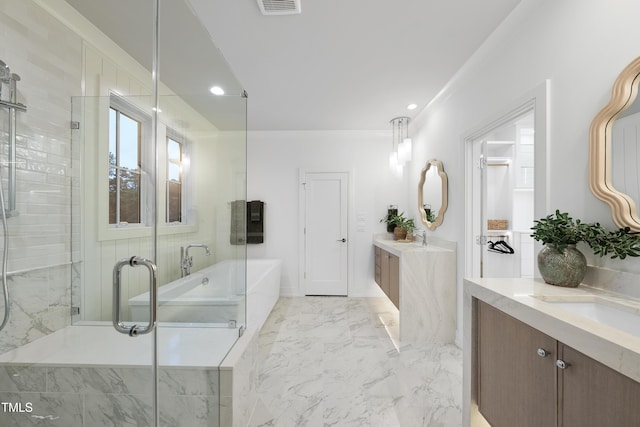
[465,82,549,279]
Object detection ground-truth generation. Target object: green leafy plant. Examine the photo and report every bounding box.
[400,217,416,234]
[380,211,416,233]
[531,210,640,259]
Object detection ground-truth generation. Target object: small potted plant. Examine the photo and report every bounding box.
[531,210,640,287]
[380,211,415,241]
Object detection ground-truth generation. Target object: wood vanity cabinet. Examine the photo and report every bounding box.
[559,343,640,426]
[477,301,556,427]
[477,300,640,427]
[374,246,399,308]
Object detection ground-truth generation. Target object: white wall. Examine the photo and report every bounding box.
[247,130,410,297]
[407,0,640,345]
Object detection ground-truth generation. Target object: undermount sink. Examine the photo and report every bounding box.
[532,295,640,338]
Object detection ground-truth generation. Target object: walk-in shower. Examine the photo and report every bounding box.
[0,59,26,331]
[0,0,253,426]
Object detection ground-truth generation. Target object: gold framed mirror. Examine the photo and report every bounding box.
[589,55,640,231]
[418,159,449,231]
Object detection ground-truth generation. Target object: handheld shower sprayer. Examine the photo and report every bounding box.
[0,59,25,331]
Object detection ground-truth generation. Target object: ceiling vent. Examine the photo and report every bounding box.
[256,0,301,16]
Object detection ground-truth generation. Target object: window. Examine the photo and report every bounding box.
[104,95,190,236]
[166,134,183,223]
[108,100,145,225]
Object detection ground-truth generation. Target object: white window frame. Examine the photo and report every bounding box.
[98,93,197,241]
[108,94,153,229]
[165,128,187,225]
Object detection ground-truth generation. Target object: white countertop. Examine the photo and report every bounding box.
[464,277,640,383]
[373,234,454,257]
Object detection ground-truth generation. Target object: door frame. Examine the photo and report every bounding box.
[298,169,352,296]
[463,80,550,279]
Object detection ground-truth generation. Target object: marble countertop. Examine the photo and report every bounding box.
[464,277,640,383]
[373,234,454,257]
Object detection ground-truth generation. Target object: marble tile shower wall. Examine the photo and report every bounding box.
[0,0,82,353]
[0,364,220,426]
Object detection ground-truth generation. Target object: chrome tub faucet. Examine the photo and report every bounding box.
[180,244,211,277]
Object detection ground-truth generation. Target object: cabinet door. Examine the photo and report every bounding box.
[374,247,382,286]
[477,301,557,427]
[379,250,390,296]
[388,253,399,308]
[559,343,640,427]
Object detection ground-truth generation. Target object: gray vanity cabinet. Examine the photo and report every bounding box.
[477,300,640,427]
[559,343,640,426]
[477,301,556,427]
[374,246,399,308]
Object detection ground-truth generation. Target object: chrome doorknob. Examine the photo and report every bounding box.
[556,359,569,369]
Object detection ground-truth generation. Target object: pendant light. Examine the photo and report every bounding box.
[389,117,412,175]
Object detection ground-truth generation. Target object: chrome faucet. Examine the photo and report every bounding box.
[414,229,428,246]
[180,244,211,277]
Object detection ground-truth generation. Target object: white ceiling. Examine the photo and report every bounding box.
[64,0,522,132]
[189,0,523,131]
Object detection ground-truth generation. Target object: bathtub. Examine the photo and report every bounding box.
[129,258,281,329]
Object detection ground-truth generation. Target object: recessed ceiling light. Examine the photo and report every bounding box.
[407,103,418,110]
[209,86,225,96]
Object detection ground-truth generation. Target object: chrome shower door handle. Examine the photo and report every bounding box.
[113,256,158,337]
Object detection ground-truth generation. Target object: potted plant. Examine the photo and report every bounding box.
[397,216,416,241]
[380,211,415,241]
[531,210,640,287]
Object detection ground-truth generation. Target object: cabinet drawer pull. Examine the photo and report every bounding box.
[537,348,550,357]
[556,359,569,369]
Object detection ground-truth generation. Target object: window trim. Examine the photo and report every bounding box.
[98,92,197,242]
[109,106,143,226]
[165,129,186,224]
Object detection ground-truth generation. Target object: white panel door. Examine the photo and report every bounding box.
[303,172,348,296]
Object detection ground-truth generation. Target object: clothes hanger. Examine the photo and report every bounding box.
[488,240,514,254]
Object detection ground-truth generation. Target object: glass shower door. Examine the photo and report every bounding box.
[154,1,248,424]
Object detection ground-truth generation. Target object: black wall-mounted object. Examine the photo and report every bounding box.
[246,200,264,244]
[386,205,398,232]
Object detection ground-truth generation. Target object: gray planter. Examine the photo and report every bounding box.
[537,244,587,287]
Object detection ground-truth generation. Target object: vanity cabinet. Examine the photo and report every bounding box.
[477,300,640,427]
[477,301,556,427]
[374,246,399,308]
[559,343,640,426]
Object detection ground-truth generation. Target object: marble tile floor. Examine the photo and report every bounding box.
[248,296,462,427]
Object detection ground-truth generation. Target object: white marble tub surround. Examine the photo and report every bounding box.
[463,275,640,425]
[373,234,456,343]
